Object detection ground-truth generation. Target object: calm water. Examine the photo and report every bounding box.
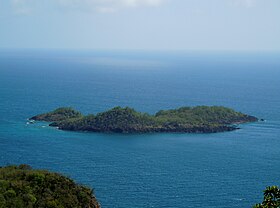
[0,50,280,208]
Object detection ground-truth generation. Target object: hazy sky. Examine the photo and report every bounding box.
[0,0,279,50]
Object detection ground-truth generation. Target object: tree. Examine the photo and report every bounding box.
[254,186,280,208]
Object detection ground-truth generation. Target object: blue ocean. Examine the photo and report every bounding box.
[0,50,280,208]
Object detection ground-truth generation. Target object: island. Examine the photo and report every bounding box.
[30,106,258,133]
[0,165,100,208]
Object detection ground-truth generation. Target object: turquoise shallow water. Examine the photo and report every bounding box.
[0,50,280,207]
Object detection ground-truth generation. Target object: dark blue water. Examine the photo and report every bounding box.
[0,50,280,208]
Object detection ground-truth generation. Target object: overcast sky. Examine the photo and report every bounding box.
[0,0,279,51]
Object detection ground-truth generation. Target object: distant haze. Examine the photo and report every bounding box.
[0,0,279,51]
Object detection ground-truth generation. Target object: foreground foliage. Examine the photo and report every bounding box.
[254,186,280,208]
[0,165,100,208]
[31,106,257,133]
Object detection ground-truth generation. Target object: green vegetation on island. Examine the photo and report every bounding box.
[0,165,100,208]
[30,107,82,122]
[254,186,280,208]
[30,106,257,133]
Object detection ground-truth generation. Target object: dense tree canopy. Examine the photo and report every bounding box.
[30,107,82,122]
[0,165,100,208]
[31,106,257,133]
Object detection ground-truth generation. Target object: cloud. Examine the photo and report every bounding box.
[230,0,257,8]
[58,0,163,13]
[11,0,32,14]
[10,0,164,14]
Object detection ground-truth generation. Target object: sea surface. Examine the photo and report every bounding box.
[0,50,280,208]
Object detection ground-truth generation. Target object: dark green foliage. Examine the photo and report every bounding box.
[0,165,100,208]
[254,186,280,208]
[30,107,82,122]
[155,106,256,125]
[50,107,157,133]
[33,106,258,133]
